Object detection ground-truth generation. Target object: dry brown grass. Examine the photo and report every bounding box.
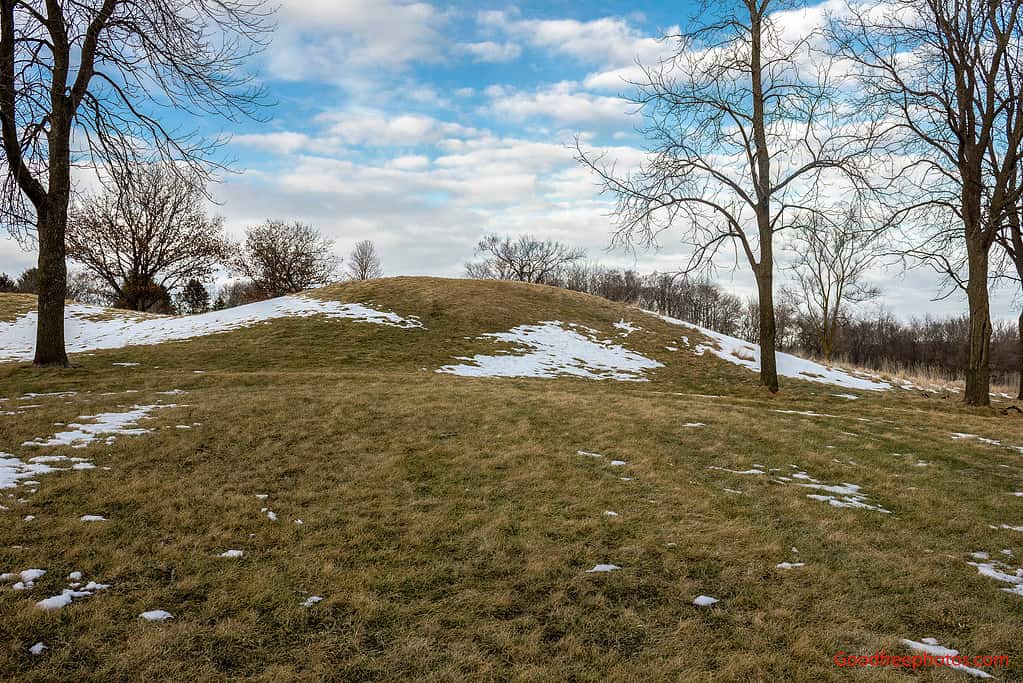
[0,278,1021,681]
[830,355,1020,399]
[0,293,36,322]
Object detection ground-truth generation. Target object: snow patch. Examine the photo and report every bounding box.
[900,639,993,678]
[693,595,719,607]
[139,609,174,621]
[613,320,640,336]
[708,466,765,475]
[437,321,662,382]
[0,296,422,361]
[301,596,323,608]
[585,564,621,573]
[35,583,107,610]
[23,404,177,448]
[0,453,82,489]
[648,311,889,391]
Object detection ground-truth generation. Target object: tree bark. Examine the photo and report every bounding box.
[748,4,778,394]
[756,266,779,393]
[1018,309,1023,400]
[32,203,69,367]
[963,238,991,406]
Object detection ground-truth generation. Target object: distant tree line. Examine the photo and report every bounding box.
[563,265,1021,387]
[466,234,1022,387]
[2,164,383,316]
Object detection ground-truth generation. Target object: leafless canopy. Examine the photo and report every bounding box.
[785,205,882,362]
[346,239,383,281]
[234,220,341,297]
[465,234,586,285]
[67,164,227,311]
[577,0,877,391]
[0,0,273,364]
[0,0,273,236]
[833,0,1023,404]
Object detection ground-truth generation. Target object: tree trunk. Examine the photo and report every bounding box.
[757,269,779,392]
[32,203,69,367]
[1017,309,1023,401]
[963,239,991,406]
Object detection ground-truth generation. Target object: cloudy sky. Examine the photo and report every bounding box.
[0,0,1018,320]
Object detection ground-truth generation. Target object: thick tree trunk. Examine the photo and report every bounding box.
[32,204,69,367]
[1018,309,1023,401]
[963,239,991,406]
[757,269,779,393]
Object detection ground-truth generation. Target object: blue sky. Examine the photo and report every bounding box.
[0,0,1017,319]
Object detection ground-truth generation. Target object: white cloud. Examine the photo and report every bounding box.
[232,132,312,155]
[316,110,478,147]
[480,10,674,68]
[266,0,449,84]
[459,41,522,64]
[485,82,636,128]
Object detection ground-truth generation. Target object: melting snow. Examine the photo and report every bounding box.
[29,642,46,655]
[693,595,719,607]
[649,311,889,391]
[967,557,1023,597]
[776,562,806,569]
[140,610,174,621]
[0,296,422,361]
[0,453,93,489]
[613,320,640,336]
[79,515,106,522]
[773,410,837,418]
[219,549,243,558]
[23,404,177,448]
[437,321,662,382]
[36,581,109,610]
[585,564,621,573]
[708,466,765,475]
[950,433,1023,455]
[301,596,323,607]
[900,639,993,678]
[713,465,890,512]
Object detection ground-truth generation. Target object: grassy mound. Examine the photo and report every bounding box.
[0,277,1021,680]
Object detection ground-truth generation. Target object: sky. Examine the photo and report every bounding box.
[0,0,1018,321]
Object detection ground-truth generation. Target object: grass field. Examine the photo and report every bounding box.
[0,277,1021,681]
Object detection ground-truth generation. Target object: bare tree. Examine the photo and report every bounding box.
[233,220,340,297]
[0,1,272,366]
[346,239,383,280]
[578,0,873,392]
[465,234,585,284]
[785,206,881,363]
[994,162,1023,398]
[834,0,1023,405]
[212,279,262,310]
[67,164,227,312]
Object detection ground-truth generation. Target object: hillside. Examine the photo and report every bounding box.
[0,277,1021,680]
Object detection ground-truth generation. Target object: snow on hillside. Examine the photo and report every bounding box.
[649,311,890,392]
[0,296,422,361]
[437,321,663,381]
